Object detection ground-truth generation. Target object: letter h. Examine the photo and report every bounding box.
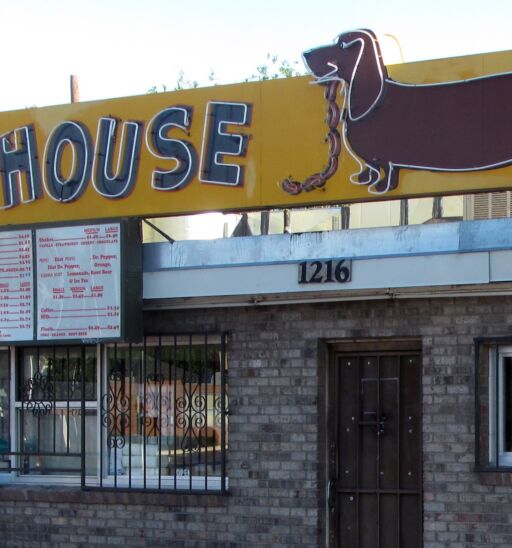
[0,125,41,209]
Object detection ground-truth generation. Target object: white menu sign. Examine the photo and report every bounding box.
[0,230,33,341]
[36,223,121,340]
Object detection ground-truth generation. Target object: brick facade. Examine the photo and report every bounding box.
[1,296,512,547]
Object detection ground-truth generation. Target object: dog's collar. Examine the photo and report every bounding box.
[309,62,342,85]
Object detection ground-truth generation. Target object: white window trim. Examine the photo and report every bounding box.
[489,345,512,467]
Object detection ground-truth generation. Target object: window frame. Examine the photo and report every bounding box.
[475,338,512,471]
[0,333,229,493]
[94,334,228,493]
[0,344,99,485]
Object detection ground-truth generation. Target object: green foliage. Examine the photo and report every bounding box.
[247,54,302,82]
[147,84,167,94]
[173,70,199,91]
[147,54,303,93]
[147,70,200,94]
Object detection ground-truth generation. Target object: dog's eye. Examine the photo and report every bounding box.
[339,41,346,49]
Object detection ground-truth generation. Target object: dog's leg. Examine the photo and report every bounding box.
[387,164,399,191]
[356,167,374,185]
[368,162,399,194]
[351,163,381,186]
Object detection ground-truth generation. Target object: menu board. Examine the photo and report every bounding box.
[0,230,33,341]
[36,223,121,341]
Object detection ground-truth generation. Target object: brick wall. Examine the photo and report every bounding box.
[1,296,512,547]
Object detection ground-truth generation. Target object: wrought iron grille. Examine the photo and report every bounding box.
[8,345,97,476]
[89,333,228,492]
[0,335,227,492]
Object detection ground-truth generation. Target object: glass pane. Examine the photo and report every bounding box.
[0,349,9,471]
[349,201,400,229]
[172,343,225,476]
[19,409,97,475]
[103,340,227,480]
[408,198,434,224]
[18,346,96,402]
[441,196,463,219]
[14,345,98,477]
[290,207,345,233]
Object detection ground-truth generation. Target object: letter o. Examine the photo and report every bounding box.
[43,121,92,202]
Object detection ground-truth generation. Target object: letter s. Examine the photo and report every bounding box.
[145,106,197,191]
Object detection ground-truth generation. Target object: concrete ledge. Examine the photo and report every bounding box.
[0,485,229,507]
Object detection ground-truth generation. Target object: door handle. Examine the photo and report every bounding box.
[328,477,337,509]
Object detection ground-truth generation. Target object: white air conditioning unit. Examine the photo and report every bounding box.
[464,192,512,220]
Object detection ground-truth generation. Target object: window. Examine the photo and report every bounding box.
[96,334,228,491]
[16,346,97,477]
[476,340,512,470]
[0,333,228,492]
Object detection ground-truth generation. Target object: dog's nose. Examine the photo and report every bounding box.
[302,49,314,71]
[303,49,312,62]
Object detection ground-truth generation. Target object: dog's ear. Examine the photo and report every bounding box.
[345,31,385,120]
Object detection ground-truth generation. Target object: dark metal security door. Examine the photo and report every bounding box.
[327,341,422,547]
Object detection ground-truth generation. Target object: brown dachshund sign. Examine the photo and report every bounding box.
[3,32,512,225]
[283,29,512,196]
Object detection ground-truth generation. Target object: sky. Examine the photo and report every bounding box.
[3,0,512,112]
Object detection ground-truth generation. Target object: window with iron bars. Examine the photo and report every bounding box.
[0,333,228,492]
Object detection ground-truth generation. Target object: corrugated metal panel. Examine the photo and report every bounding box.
[144,218,512,272]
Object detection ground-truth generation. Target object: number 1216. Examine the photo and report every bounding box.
[298,259,351,284]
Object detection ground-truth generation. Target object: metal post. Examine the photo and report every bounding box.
[341,205,350,230]
[283,209,291,234]
[432,196,443,220]
[260,211,270,235]
[81,347,86,488]
[70,75,80,104]
[220,333,227,492]
[399,199,409,226]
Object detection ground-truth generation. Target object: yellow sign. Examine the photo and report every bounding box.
[2,33,512,226]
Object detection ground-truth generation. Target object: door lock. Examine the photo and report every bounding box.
[378,414,387,436]
[359,412,388,436]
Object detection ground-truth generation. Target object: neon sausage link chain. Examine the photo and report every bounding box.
[281,80,341,195]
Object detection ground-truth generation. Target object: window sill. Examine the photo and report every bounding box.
[0,484,230,507]
[475,467,512,486]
